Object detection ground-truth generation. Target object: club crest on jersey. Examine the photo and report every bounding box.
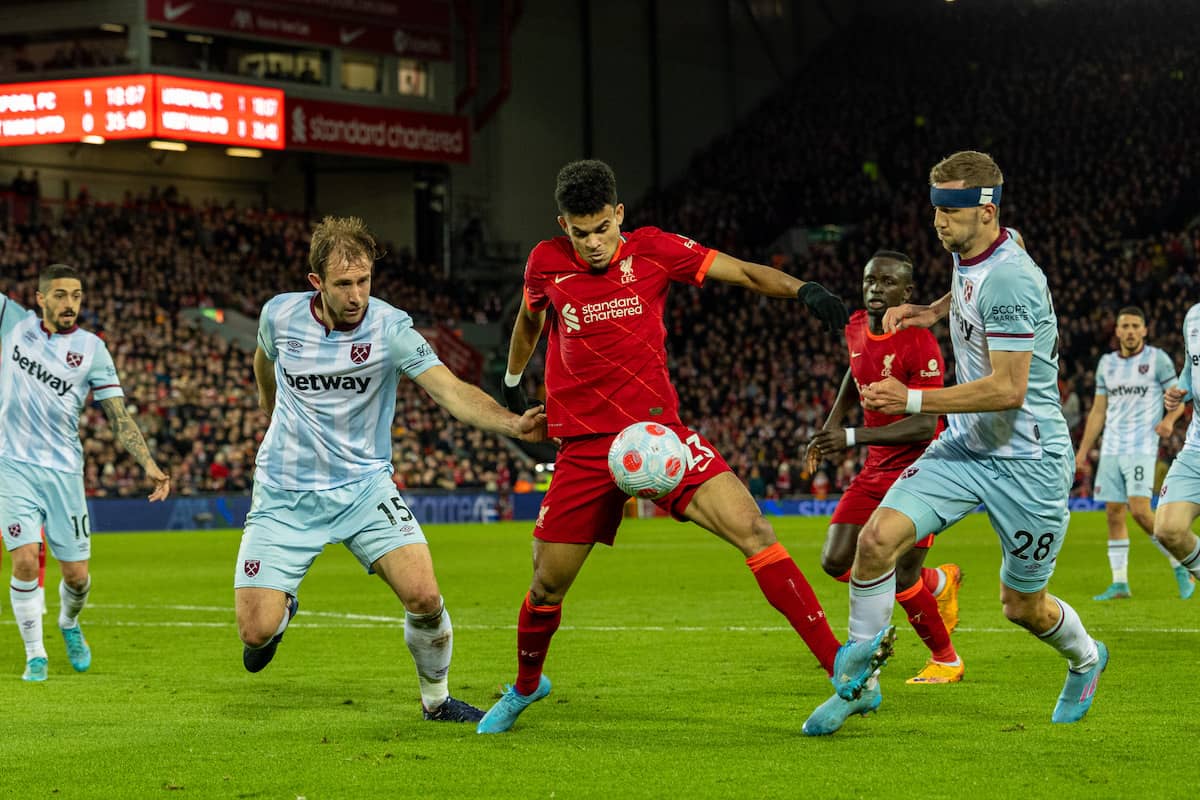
[535,505,549,528]
[7,523,20,538]
[350,343,372,364]
[962,279,974,303]
[1138,363,1149,374]
[243,559,261,578]
[66,351,83,368]
[881,353,896,378]
[900,467,919,480]
[619,256,635,284]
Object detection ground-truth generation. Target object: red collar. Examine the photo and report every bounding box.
[309,293,366,334]
[959,227,1009,267]
[40,321,78,337]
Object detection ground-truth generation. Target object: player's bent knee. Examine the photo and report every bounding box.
[238,618,277,649]
[402,589,443,616]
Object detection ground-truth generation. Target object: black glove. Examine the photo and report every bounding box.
[797,282,849,331]
[501,377,532,413]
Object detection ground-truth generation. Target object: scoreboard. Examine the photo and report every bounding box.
[0,75,284,149]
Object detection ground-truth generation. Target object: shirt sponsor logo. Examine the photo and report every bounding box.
[11,344,74,397]
[281,366,372,394]
[988,303,1030,322]
[561,303,580,332]
[1109,385,1150,398]
[920,358,941,378]
[580,296,643,324]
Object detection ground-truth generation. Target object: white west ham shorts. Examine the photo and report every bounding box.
[0,456,91,562]
[234,469,428,594]
[1160,450,1200,507]
[1093,453,1157,503]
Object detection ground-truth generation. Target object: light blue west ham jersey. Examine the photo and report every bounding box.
[1095,345,1176,456]
[0,296,125,474]
[254,292,443,491]
[945,228,1070,459]
[1177,303,1200,454]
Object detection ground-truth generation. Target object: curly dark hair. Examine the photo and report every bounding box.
[554,159,618,217]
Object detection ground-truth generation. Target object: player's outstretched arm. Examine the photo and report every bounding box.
[882,292,952,333]
[862,349,1031,416]
[704,252,848,330]
[415,364,548,442]
[254,346,277,416]
[99,396,171,501]
[501,301,547,412]
[1075,394,1107,471]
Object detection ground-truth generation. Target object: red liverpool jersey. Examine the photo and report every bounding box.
[845,309,946,469]
[524,226,717,438]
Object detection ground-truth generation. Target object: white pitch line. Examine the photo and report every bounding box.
[67,607,1200,635]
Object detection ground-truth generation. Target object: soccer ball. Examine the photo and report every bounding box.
[607,422,688,499]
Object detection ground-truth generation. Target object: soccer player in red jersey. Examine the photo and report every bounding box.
[477,159,866,734]
[805,251,963,690]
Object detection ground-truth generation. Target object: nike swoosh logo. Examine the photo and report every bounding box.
[850,351,862,358]
[340,27,366,44]
[163,1,195,21]
[554,274,577,284]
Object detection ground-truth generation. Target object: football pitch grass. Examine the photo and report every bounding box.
[4,511,1197,799]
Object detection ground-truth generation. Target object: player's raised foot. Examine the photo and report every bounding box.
[423,696,485,723]
[905,658,964,685]
[802,682,882,736]
[832,625,896,701]
[243,594,298,674]
[22,656,48,682]
[60,625,91,672]
[1092,582,1131,601]
[476,675,552,734]
[1173,566,1195,600]
[934,563,963,632]
[1051,641,1108,724]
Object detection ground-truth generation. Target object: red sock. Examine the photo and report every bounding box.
[834,568,851,583]
[515,593,561,696]
[896,581,956,663]
[747,543,841,676]
[38,536,46,588]
[920,566,940,595]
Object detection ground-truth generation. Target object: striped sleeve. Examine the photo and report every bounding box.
[977,265,1037,351]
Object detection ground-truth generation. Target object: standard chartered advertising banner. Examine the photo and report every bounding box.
[88,491,500,532]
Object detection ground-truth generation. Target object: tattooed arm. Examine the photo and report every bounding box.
[100,396,171,501]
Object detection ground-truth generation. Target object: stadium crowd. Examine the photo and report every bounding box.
[2,0,1198,502]
[0,194,514,498]
[630,0,1200,497]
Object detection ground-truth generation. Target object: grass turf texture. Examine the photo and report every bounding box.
[3,511,1195,799]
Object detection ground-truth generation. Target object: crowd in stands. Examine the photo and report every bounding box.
[3,0,1198,504]
[627,0,1200,498]
[0,189,512,498]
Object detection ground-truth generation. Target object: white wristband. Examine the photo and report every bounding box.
[844,428,856,448]
[503,370,523,388]
[905,389,924,415]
